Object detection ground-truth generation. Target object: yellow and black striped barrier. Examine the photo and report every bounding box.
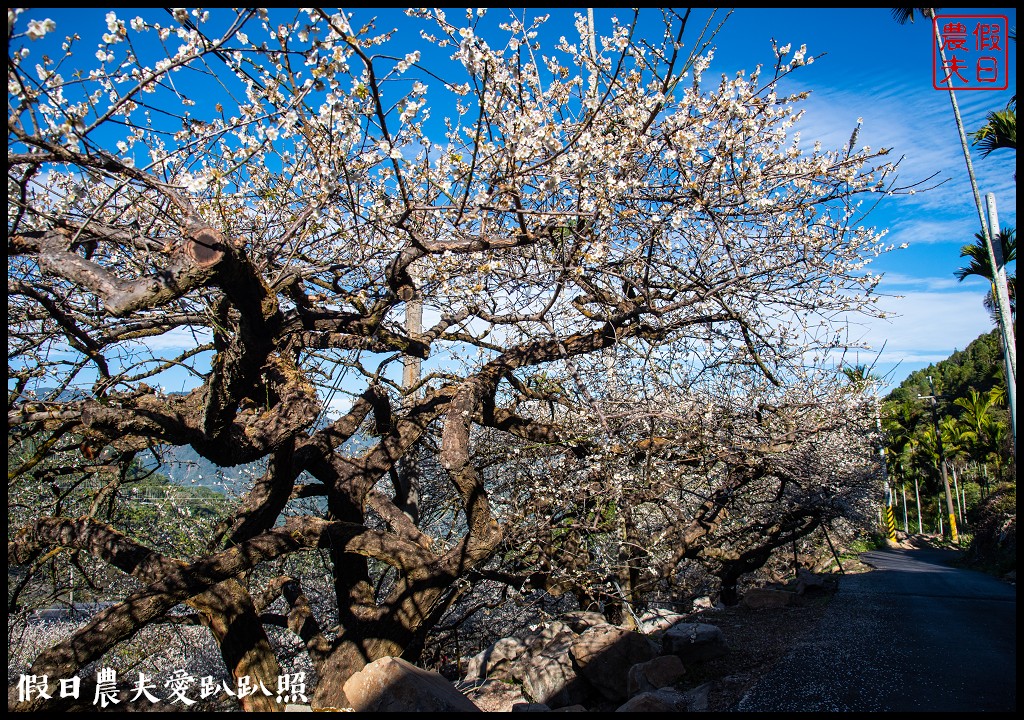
[884,504,897,541]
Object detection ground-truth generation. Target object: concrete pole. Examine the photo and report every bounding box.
[902,485,909,533]
[952,464,963,526]
[984,194,1017,453]
[396,266,423,524]
[914,476,923,534]
[402,294,422,393]
[587,8,597,92]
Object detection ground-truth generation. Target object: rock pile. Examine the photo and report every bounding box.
[339,607,732,712]
[310,572,834,712]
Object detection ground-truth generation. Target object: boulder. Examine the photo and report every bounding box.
[464,636,528,682]
[742,587,797,609]
[519,621,592,708]
[680,681,713,711]
[570,624,658,701]
[626,654,686,697]
[343,656,481,712]
[465,679,529,712]
[561,610,608,633]
[520,646,590,709]
[511,702,552,712]
[795,568,827,595]
[615,687,689,712]
[522,620,574,654]
[636,608,688,634]
[692,595,724,611]
[661,622,728,663]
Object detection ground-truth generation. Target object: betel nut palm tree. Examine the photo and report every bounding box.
[955,227,1017,324]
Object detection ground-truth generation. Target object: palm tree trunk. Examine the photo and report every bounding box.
[914,476,922,534]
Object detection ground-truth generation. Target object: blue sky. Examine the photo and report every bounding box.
[698,7,1017,390]
[13,8,1017,398]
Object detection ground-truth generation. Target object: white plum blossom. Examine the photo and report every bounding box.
[397,50,420,73]
[25,18,56,40]
[181,172,209,192]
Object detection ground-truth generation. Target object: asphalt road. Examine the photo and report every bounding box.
[735,546,1017,712]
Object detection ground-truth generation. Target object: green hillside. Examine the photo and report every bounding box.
[884,329,1007,409]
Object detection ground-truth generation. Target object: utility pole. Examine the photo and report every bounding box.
[919,376,958,544]
[402,280,422,394]
[395,265,423,524]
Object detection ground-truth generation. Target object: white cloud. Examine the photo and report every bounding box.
[322,393,355,420]
[885,217,973,247]
[878,272,984,293]
[120,326,214,351]
[851,288,994,366]
[824,285,997,392]
[791,76,1016,236]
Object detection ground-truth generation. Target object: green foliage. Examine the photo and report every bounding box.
[841,363,879,394]
[954,227,1017,283]
[880,330,1014,524]
[954,227,1017,323]
[971,102,1016,158]
[964,482,1016,575]
[845,532,886,554]
[7,432,230,613]
[890,8,933,25]
[114,470,229,557]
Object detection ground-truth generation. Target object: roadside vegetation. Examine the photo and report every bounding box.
[880,330,1016,573]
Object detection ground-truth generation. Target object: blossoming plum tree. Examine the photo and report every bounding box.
[9,8,903,710]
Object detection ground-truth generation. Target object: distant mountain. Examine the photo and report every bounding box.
[152,430,375,495]
[21,387,89,402]
[24,388,376,493]
[150,443,266,495]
